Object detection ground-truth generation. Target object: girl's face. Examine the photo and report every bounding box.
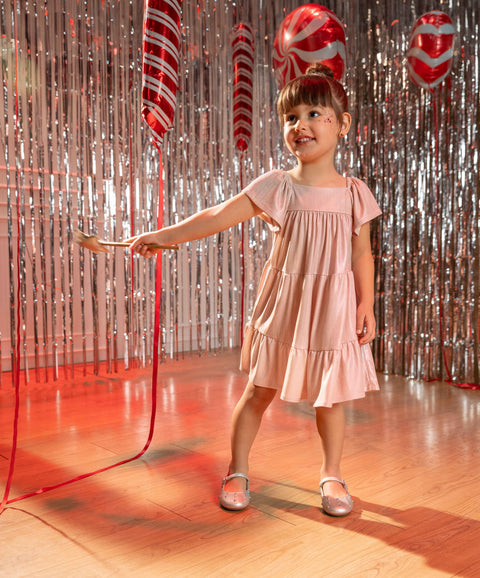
[282,102,349,165]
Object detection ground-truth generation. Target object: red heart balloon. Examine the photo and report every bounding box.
[407,11,455,91]
[273,4,346,88]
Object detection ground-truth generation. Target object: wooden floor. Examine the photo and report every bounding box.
[1,350,479,577]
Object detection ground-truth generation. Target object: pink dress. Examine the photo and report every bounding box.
[240,170,382,407]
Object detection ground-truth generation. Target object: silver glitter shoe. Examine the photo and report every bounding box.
[219,473,250,511]
[319,477,353,517]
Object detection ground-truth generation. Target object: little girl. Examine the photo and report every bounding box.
[129,63,382,517]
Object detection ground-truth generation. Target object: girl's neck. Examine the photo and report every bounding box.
[288,163,345,188]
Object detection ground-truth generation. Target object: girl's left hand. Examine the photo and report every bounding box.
[356,304,376,345]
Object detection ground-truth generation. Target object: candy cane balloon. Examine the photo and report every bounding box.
[232,23,255,152]
[407,11,455,91]
[142,0,182,146]
[273,4,346,88]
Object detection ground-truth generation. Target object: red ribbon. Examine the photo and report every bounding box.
[232,24,254,345]
[239,155,246,345]
[430,92,479,390]
[0,165,163,517]
[0,0,170,516]
[1,1,22,515]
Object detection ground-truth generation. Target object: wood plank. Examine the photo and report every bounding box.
[1,351,479,576]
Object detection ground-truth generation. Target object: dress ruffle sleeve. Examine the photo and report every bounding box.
[242,170,292,232]
[349,177,382,235]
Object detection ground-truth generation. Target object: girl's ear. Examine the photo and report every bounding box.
[338,112,352,137]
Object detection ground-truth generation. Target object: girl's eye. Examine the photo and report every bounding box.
[286,115,297,123]
[309,110,320,118]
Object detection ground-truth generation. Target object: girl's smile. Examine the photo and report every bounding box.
[295,135,315,144]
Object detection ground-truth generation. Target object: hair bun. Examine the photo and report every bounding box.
[305,62,334,79]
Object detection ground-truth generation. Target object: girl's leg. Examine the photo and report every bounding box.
[224,381,277,492]
[315,403,349,499]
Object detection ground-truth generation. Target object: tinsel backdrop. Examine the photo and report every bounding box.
[0,0,478,385]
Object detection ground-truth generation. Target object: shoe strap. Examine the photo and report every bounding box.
[224,472,249,483]
[319,476,346,490]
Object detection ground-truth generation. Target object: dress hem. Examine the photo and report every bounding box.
[240,325,380,407]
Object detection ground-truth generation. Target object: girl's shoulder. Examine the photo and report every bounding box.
[244,169,289,193]
[251,169,287,184]
[347,177,380,201]
[348,176,372,191]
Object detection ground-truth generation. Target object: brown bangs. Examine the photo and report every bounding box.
[277,75,347,125]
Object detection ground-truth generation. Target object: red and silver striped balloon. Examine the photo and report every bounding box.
[272,4,345,88]
[232,23,255,152]
[407,11,455,91]
[142,0,182,146]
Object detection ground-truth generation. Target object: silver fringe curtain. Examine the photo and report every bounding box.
[0,0,478,385]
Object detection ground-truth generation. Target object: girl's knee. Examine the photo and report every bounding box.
[315,402,345,419]
[246,382,277,407]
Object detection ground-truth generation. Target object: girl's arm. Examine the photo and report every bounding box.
[351,223,376,345]
[129,192,261,258]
